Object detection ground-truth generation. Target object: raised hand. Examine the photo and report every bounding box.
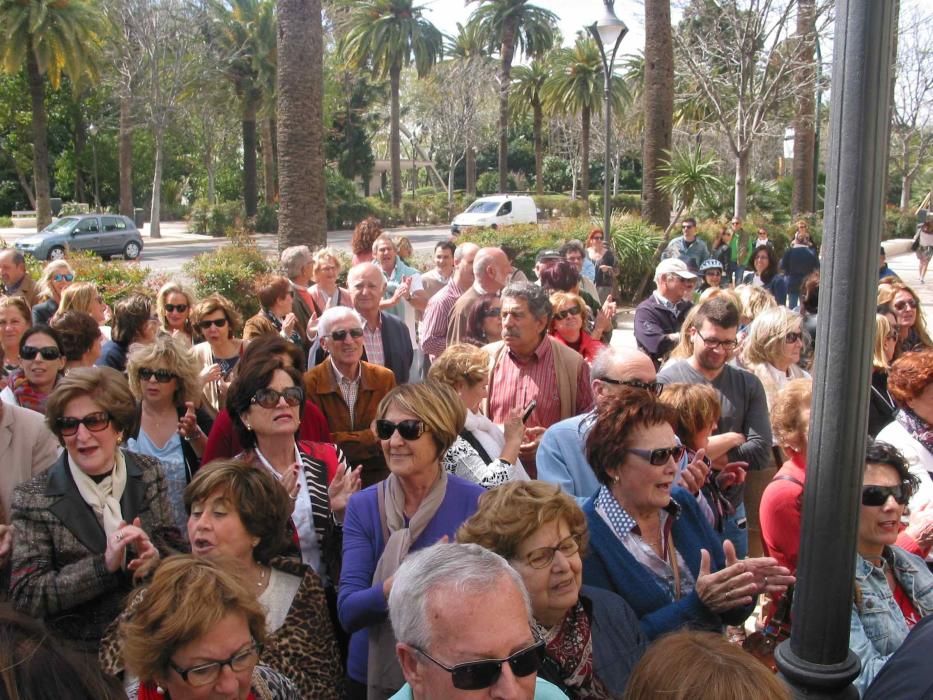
[675,449,711,495]
[177,401,200,439]
[328,464,363,521]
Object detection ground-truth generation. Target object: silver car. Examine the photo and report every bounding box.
[14,214,144,261]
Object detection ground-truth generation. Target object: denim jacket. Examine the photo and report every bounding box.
[850,546,933,695]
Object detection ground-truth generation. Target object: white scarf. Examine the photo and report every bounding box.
[68,449,127,539]
[464,409,507,460]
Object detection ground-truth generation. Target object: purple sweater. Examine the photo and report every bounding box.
[337,475,484,683]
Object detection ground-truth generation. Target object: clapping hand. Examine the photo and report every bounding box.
[176,402,200,440]
[676,449,711,495]
[716,461,748,490]
[328,464,363,522]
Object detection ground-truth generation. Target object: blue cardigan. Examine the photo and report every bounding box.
[337,475,484,683]
[582,487,753,640]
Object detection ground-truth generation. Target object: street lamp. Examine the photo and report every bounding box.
[87,123,100,212]
[588,2,628,243]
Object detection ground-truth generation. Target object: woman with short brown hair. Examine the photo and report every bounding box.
[191,294,244,418]
[243,275,302,349]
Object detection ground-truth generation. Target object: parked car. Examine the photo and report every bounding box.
[14,214,144,261]
[451,194,538,234]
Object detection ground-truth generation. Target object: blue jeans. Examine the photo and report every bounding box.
[721,502,748,560]
[787,291,800,311]
[733,265,745,286]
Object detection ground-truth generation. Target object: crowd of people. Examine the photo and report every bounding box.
[0,213,928,699]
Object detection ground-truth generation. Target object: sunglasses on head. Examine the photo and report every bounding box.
[894,299,918,311]
[198,318,228,329]
[250,387,304,409]
[785,331,803,344]
[165,303,188,313]
[554,306,582,321]
[56,411,111,437]
[626,443,686,466]
[862,484,910,506]
[328,328,364,342]
[414,641,544,691]
[53,273,74,282]
[21,345,61,361]
[139,367,177,383]
[375,418,425,441]
[599,378,664,396]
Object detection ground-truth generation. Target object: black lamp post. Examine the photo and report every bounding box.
[587,1,627,241]
[88,123,100,212]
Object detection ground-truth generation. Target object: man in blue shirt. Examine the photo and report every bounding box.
[663,217,710,270]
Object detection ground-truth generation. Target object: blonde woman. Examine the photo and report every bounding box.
[58,282,111,339]
[869,314,899,437]
[155,280,196,347]
[32,260,74,325]
[191,294,244,418]
[308,247,351,316]
[879,282,933,356]
[740,306,810,410]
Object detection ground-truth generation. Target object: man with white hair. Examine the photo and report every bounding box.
[420,242,479,360]
[447,246,511,345]
[373,234,427,346]
[280,245,316,353]
[634,258,697,369]
[388,543,567,700]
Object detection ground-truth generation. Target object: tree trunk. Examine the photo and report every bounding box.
[277,0,326,250]
[150,128,164,239]
[25,49,51,230]
[734,149,750,219]
[243,97,259,217]
[262,117,277,204]
[389,62,402,208]
[791,0,816,216]
[633,202,686,303]
[73,103,86,204]
[466,144,476,196]
[534,101,543,195]
[901,173,913,210]
[581,105,591,206]
[641,0,674,229]
[119,96,134,216]
[497,21,517,193]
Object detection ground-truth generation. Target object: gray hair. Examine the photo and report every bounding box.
[453,241,478,264]
[388,543,531,651]
[502,282,552,322]
[317,306,364,338]
[560,240,585,257]
[371,234,396,255]
[280,245,314,280]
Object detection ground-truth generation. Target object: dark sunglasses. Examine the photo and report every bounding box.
[785,332,803,344]
[53,273,75,282]
[894,299,918,311]
[554,307,582,321]
[329,328,364,342]
[626,444,686,466]
[56,411,111,437]
[375,418,425,441]
[164,303,188,313]
[251,387,304,409]
[862,484,910,507]
[139,367,177,383]
[198,318,228,329]
[414,641,544,691]
[599,377,664,396]
[21,345,61,361]
[591,235,603,241]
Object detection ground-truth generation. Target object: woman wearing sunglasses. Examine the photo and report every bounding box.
[850,441,933,694]
[586,228,616,302]
[118,556,297,699]
[9,367,182,654]
[32,260,74,326]
[739,306,810,411]
[191,294,244,419]
[582,389,793,640]
[869,314,900,438]
[458,481,647,696]
[463,293,503,347]
[0,325,66,413]
[58,281,112,339]
[878,282,932,357]
[548,291,605,365]
[243,275,303,351]
[338,382,485,699]
[156,280,197,348]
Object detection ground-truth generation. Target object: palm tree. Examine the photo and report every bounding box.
[641,0,673,229]
[0,0,103,229]
[467,0,557,194]
[277,0,325,248]
[510,59,549,195]
[341,0,443,208]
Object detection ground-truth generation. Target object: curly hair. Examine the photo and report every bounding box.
[428,343,489,389]
[865,440,920,497]
[888,349,933,406]
[126,334,202,406]
[549,291,591,330]
[350,216,383,256]
[45,367,138,445]
[734,284,777,325]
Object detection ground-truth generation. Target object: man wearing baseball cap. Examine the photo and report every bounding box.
[634,258,697,369]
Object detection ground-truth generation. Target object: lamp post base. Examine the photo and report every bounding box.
[775,641,861,699]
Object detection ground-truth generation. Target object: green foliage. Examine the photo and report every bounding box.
[0,216,11,227]
[325,169,371,230]
[476,171,517,195]
[885,207,919,241]
[593,193,642,216]
[608,214,664,302]
[190,199,243,237]
[541,156,572,193]
[534,194,585,219]
[658,144,723,213]
[23,249,150,306]
[255,203,278,233]
[183,242,273,318]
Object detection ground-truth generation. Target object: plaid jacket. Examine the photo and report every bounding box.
[10,450,184,653]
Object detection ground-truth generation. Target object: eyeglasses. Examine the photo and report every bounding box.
[56,411,111,437]
[522,534,582,569]
[554,307,582,321]
[53,273,74,282]
[170,641,260,688]
[695,330,738,351]
[785,332,803,344]
[328,328,364,342]
[250,387,304,409]
[198,318,228,329]
[139,367,177,383]
[413,641,544,691]
[861,484,910,507]
[894,299,918,311]
[626,443,686,466]
[164,303,188,313]
[485,307,503,318]
[21,345,61,361]
[375,418,425,441]
[591,235,603,241]
[598,378,664,396]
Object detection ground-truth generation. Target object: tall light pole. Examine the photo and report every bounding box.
[588,1,627,241]
[88,123,100,212]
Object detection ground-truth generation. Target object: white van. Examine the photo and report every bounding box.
[450,194,537,234]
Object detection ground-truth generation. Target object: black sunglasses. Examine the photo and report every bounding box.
[554,307,582,321]
[785,332,803,344]
[139,367,177,383]
[21,345,61,361]
[894,299,918,311]
[164,303,188,313]
[626,444,686,466]
[375,418,425,441]
[862,484,910,507]
[198,318,228,329]
[329,328,364,342]
[250,387,304,409]
[56,411,111,437]
[414,641,543,691]
[599,377,664,396]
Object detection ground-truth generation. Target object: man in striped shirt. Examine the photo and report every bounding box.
[420,242,478,360]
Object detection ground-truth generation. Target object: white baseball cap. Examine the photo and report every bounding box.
[656,258,698,279]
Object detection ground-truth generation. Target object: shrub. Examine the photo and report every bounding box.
[476,171,517,195]
[19,249,151,307]
[534,194,585,219]
[884,207,918,241]
[60,202,90,216]
[190,199,243,237]
[325,169,370,229]
[255,203,278,234]
[0,216,12,227]
[183,242,273,318]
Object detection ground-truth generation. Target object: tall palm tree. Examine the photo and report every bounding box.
[341,0,443,208]
[277,0,325,248]
[510,58,549,195]
[0,0,103,229]
[641,0,673,229]
[467,0,557,194]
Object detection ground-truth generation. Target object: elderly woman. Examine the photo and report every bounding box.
[742,245,787,305]
[549,291,605,365]
[102,461,344,698]
[463,293,503,347]
[191,293,245,418]
[428,344,527,487]
[309,247,352,315]
[0,296,31,387]
[0,324,66,412]
[243,275,302,349]
[155,281,196,348]
[581,389,793,640]
[118,556,297,699]
[850,441,933,694]
[97,294,157,372]
[32,260,74,325]
[51,310,104,370]
[458,481,648,696]
[740,306,810,409]
[338,382,484,699]
[9,367,182,653]
[58,281,111,335]
[126,335,213,533]
[870,314,899,437]
[879,282,932,356]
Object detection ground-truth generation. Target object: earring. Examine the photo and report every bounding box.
[245,421,252,431]
[613,474,620,483]
[156,686,165,696]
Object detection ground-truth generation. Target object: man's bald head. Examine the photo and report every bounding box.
[590,347,657,404]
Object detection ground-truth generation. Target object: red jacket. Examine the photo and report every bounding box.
[550,329,605,365]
